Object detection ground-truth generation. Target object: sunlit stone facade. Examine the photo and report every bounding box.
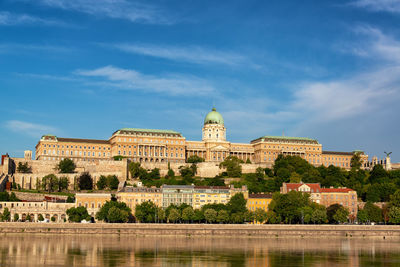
[34,107,368,169]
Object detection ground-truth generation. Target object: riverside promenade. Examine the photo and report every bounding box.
[1,223,400,239]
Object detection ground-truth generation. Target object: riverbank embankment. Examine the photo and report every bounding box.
[1,223,400,239]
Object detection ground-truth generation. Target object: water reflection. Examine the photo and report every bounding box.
[0,234,399,267]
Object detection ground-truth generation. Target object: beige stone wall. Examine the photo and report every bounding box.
[1,223,400,239]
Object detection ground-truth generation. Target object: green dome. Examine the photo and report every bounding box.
[204,108,224,125]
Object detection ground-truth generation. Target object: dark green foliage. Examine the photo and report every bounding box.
[17,162,32,173]
[187,155,205,163]
[113,155,125,161]
[350,153,362,170]
[58,176,70,191]
[135,201,157,223]
[96,175,108,190]
[57,158,76,173]
[96,200,131,223]
[66,196,75,203]
[226,193,247,214]
[1,208,10,221]
[78,172,93,190]
[0,192,20,202]
[107,175,120,190]
[128,162,141,178]
[149,168,161,180]
[66,206,90,222]
[219,156,243,177]
[327,204,349,224]
[166,168,175,178]
[42,174,58,192]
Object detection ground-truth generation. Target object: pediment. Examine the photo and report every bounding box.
[210,145,229,151]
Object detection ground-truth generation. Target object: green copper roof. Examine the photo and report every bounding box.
[251,135,319,144]
[116,128,181,135]
[204,107,224,125]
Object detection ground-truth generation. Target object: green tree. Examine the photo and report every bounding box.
[128,162,141,178]
[156,207,166,223]
[181,206,195,223]
[38,214,44,221]
[226,193,247,214]
[166,168,175,179]
[332,206,349,224]
[168,208,180,223]
[51,216,56,222]
[204,209,217,223]
[389,206,400,224]
[107,175,120,190]
[107,206,129,223]
[254,208,268,224]
[246,158,252,164]
[219,156,243,177]
[78,172,93,190]
[13,213,19,222]
[97,175,108,190]
[311,209,327,224]
[357,209,368,224]
[187,155,205,163]
[9,192,20,201]
[42,174,59,193]
[1,207,10,222]
[217,210,229,223]
[149,168,161,180]
[96,200,131,223]
[66,196,75,203]
[350,152,362,170]
[364,202,383,223]
[134,201,157,223]
[26,214,31,222]
[327,204,342,224]
[193,209,204,223]
[66,206,90,222]
[17,162,32,173]
[57,158,76,173]
[390,190,400,207]
[58,176,70,191]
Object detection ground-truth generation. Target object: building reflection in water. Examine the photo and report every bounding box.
[0,235,399,267]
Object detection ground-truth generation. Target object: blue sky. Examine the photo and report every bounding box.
[1,0,400,161]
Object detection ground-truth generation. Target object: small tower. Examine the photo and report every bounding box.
[202,107,226,142]
[24,150,32,161]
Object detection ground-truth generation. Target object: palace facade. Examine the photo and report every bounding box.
[34,108,368,169]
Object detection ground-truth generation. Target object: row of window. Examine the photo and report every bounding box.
[43,150,110,157]
[263,145,320,151]
[43,144,110,150]
[117,138,184,144]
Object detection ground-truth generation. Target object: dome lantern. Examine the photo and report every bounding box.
[204,107,224,125]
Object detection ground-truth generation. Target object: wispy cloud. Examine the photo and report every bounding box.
[4,120,59,137]
[112,43,249,66]
[0,11,65,26]
[33,0,172,24]
[0,43,74,54]
[350,0,400,13]
[75,65,215,96]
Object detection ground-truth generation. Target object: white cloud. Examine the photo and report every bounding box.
[0,11,64,26]
[75,65,215,96]
[350,0,400,13]
[5,120,59,137]
[113,44,248,66]
[0,43,74,54]
[33,0,172,24]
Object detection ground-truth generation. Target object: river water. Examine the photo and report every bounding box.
[0,234,399,266]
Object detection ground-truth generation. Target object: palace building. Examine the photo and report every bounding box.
[34,108,368,169]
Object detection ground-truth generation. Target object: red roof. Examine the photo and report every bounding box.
[320,188,354,193]
[285,183,322,193]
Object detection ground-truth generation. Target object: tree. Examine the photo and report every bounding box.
[254,208,268,224]
[333,206,349,224]
[66,206,90,222]
[255,167,265,180]
[389,206,400,224]
[357,209,368,224]
[327,204,342,224]
[97,175,108,190]
[51,216,56,222]
[181,206,194,223]
[57,158,76,173]
[226,193,247,214]
[350,152,362,170]
[96,200,132,223]
[168,208,180,223]
[2,208,10,222]
[187,155,205,163]
[14,213,19,222]
[26,214,31,222]
[246,158,252,164]
[311,209,327,224]
[135,201,157,223]
[156,208,166,223]
[42,174,59,193]
[107,175,120,190]
[204,209,217,223]
[66,196,75,203]
[193,209,204,223]
[107,206,129,223]
[217,210,229,223]
[364,202,383,223]
[128,162,141,178]
[149,168,161,180]
[58,176,70,191]
[17,162,32,173]
[166,168,175,179]
[219,156,243,177]
[38,214,44,221]
[78,172,93,190]
[179,166,195,180]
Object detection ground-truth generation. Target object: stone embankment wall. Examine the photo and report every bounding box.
[13,192,68,201]
[0,223,399,239]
